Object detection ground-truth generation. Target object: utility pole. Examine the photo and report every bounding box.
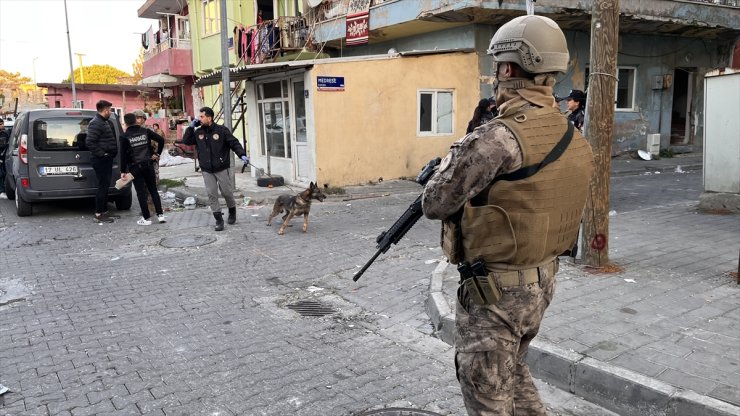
[219,0,235,188]
[581,0,620,267]
[63,0,77,107]
[75,53,86,84]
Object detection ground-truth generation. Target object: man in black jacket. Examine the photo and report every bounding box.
[86,100,119,223]
[183,107,249,231]
[120,113,166,226]
[0,119,8,199]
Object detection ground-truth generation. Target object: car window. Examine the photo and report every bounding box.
[32,117,93,151]
[11,113,26,149]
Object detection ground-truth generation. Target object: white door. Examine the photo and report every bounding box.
[704,72,740,193]
[292,79,312,182]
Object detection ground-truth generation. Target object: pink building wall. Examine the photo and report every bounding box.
[44,87,153,114]
[143,49,194,77]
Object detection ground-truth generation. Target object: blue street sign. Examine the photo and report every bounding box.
[317,76,345,91]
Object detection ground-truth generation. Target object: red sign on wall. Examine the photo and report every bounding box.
[346,0,371,46]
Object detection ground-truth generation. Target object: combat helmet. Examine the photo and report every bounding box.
[487,15,569,74]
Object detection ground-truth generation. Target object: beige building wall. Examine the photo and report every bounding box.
[311,52,480,187]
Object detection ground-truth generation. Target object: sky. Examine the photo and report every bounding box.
[0,0,157,84]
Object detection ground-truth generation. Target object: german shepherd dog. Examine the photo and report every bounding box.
[267,182,327,235]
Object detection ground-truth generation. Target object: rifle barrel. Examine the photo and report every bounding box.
[353,248,383,282]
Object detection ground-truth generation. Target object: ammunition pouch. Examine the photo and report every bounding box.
[441,210,464,265]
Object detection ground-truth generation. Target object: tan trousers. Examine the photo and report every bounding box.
[454,267,556,416]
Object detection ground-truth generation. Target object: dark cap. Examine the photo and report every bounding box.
[478,98,491,108]
[564,89,586,102]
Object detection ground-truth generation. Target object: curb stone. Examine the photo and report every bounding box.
[426,261,740,416]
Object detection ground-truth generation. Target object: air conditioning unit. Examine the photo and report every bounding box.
[647,134,661,156]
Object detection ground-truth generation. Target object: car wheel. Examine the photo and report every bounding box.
[4,175,15,200]
[16,192,32,217]
[115,187,132,210]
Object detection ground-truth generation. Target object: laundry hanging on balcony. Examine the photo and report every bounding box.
[234,25,245,61]
[142,25,153,50]
[346,0,371,46]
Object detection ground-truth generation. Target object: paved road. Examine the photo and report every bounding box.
[0,169,709,415]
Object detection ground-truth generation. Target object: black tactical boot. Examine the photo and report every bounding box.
[213,212,225,231]
[227,207,237,225]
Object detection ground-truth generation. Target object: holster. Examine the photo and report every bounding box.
[457,261,502,306]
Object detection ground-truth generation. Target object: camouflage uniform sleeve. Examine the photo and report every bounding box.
[421,123,523,220]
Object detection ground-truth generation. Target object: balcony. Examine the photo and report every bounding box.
[311,0,740,46]
[142,38,193,78]
[235,16,310,65]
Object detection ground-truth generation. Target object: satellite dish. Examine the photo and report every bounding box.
[637,150,652,161]
[307,0,322,7]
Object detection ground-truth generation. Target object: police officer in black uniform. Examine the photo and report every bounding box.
[564,89,586,132]
[120,113,166,226]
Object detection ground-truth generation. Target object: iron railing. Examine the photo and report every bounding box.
[143,37,192,61]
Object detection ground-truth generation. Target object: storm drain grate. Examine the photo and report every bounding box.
[286,300,336,317]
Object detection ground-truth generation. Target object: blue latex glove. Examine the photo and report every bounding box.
[189,119,201,129]
[241,155,249,165]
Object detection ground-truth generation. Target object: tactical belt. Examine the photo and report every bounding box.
[459,261,556,306]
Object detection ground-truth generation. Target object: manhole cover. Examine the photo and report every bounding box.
[160,235,217,248]
[286,300,336,317]
[359,409,443,416]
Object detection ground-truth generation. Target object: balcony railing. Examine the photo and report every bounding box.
[143,37,192,61]
[316,0,393,23]
[236,16,309,65]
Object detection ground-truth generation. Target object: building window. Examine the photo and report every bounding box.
[418,90,453,136]
[615,67,636,111]
[202,0,220,36]
[585,66,637,111]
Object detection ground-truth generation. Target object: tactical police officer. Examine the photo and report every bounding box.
[422,15,595,416]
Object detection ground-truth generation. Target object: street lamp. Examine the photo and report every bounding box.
[33,57,39,85]
[75,53,86,84]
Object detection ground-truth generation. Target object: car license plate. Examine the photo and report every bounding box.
[40,166,79,175]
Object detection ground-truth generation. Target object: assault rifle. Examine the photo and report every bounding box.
[353,157,441,282]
